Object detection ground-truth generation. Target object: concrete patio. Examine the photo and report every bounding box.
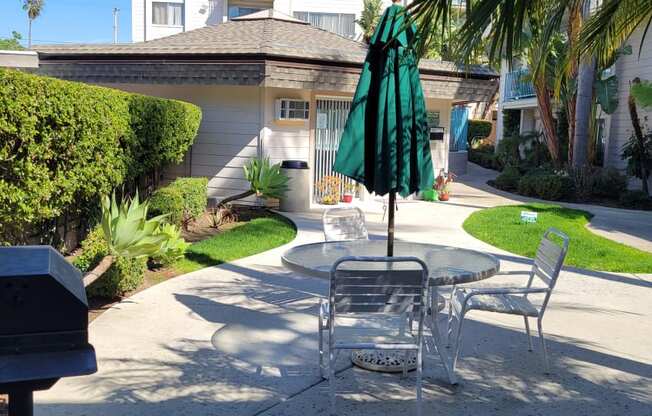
[35,164,652,416]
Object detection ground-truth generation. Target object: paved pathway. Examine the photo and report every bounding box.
[35,166,652,416]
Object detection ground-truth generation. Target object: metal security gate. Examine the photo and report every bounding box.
[314,97,355,203]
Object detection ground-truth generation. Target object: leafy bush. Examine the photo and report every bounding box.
[517,174,539,197]
[152,223,190,266]
[74,227,146,298]
[593,168,628,198]
[149,186,185,226]
[496,135,521,168]
[517,171,573,201]
[469,145,501,170]
[149,177,207,228]
[494,166,521,191]
[172,177,208,223]
[468,119,493,147]
[0,69,201,244]
[619,190,652,210]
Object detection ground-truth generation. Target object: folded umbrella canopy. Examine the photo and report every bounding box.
[333,3,434,256]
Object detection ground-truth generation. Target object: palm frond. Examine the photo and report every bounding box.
[577,0,652,68]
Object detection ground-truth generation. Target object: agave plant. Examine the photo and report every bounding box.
[152,223,191,265]
[83,192,170,286]
[220,158,290,206]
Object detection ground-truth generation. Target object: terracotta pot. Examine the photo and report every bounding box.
[342,194,353,203]
[439,192,449,201]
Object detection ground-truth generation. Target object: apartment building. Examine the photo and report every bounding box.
[131,0,404,42]
[495,24,652,191]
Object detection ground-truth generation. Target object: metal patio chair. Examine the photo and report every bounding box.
[448,228,570,374]
[322,207,368,241]
[318,256,429,416]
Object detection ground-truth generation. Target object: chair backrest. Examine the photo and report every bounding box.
[322,207,368,241]
[329,256,429,317]
[527,227,570,313]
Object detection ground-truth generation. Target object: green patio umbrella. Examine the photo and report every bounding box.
[333,2,434,256]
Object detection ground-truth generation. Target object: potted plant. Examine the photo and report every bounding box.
[316,175,341,205]
[342,182,356,203]
[435,170,455,201]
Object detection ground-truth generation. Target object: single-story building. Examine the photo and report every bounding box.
[35,10,498,206]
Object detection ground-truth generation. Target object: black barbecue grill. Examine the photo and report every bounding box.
[0,246,97,416]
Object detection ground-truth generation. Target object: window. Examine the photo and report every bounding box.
[293,12,356,38]
[276,99,310,120]
[152,2,183,26]
[228,6,261,19]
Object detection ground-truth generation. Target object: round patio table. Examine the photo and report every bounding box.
[282,239,500,384]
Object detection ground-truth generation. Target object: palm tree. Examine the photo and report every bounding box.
[577,0,652,69]
[357,0,384,43]
[22,0,44,48]
[406,0,595,166]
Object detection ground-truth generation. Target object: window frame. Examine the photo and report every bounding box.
[276,99,310,121]
[152,1,185,27]
[293,11,356,38]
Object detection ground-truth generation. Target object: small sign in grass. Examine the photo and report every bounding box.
[463,203,652,273]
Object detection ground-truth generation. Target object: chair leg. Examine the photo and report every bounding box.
[452,310,467,372]
[416,345,423,416]
[329,347,336,415]
[447,286,456,347]
[523,316,533,352]
[537,318,550,374]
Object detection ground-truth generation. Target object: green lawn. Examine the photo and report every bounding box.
[463,203,652,273]
[174,216,297,274]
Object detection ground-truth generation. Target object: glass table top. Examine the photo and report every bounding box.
[282,240,500,286]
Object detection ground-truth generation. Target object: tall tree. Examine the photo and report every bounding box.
[22,0,44,48]
[407,0,596,167]
[357,0,384,44]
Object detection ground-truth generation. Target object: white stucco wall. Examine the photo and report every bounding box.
[604,25,652,191]
[425,97,452,173]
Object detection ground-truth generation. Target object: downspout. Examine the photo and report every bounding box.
[143,0,147,41]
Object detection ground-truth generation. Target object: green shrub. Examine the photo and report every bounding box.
[468,119,493,147]
[469,146,501,170]
[517,174,539,197]
[73,227,146,298]
[593,168,628,198]
[494,166,521,191]
[519,172,574,201]
[496,135,521,168]
[149,177,207,227]
[535,174,575,201]
[619,190,652,209]
[172,177,208,223]
[149,186,185,226]
[0,69,201,244]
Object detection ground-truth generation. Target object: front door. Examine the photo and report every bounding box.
[314,97,355,203]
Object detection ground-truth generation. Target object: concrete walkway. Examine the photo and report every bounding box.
[35,168,652,416]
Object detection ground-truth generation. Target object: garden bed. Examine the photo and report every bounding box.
[87,206,296,322]
[463,203,652,273]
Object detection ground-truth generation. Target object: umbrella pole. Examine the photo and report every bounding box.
[387,190,396,256]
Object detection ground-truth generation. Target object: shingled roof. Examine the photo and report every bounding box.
[35,10,496,78]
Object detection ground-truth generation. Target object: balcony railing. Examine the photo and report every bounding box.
[504,68,536,101]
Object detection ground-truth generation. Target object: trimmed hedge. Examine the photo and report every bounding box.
[149,177,208,228]
[0,69,201,244]
[494,166,521,191]
[73,227,147,298]
[518,172,574,201]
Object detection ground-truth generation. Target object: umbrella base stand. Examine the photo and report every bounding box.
[351,350,417,373]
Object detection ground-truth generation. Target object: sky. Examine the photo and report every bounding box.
[1,0,133,45]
